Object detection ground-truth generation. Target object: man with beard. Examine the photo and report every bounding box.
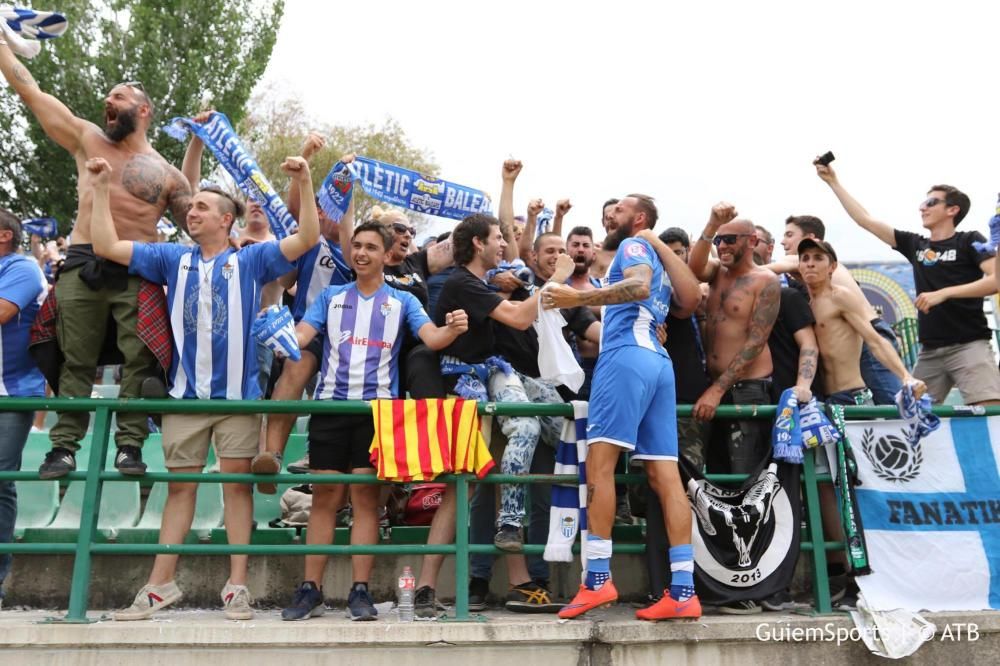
[0,43,192,478]
[543,195,703,621]
[566,226,602,397]
[590,198,619,280]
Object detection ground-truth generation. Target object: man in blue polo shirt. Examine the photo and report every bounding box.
[80,154,320,621]
[0,208,47,608]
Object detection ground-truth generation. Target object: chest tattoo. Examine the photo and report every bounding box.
[121,154,166,204]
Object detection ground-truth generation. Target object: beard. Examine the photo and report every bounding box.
[104,106,139,142]
[572,256,593,276]
[602,219,634,251]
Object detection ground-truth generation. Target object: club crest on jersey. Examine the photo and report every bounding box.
[625,242,647,258]
[380,301,393,317]
[221,262,234,280]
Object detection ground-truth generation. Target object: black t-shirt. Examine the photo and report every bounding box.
[768,285,819,396]
[664,313,711,403]
[894,229,991,348]
[434,267,504,363]
[384,250,430,307]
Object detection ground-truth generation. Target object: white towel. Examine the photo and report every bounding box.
[534,283,584,392]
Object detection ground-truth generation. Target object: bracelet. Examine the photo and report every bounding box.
[699,233,714,242]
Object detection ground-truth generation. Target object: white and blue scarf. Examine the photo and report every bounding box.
[544,401,589,564]
[318,156,492,222]
[162,112,298,240]
[1,5,66,58]
[894,381,941,447]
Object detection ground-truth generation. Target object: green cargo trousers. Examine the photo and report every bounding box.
[49,266,159,452]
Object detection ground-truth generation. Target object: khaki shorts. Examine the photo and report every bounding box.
[914,339,1000,405]
[162,413,261,468]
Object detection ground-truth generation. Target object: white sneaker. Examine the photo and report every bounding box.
[113,581,182,621]
[221,582,253,620]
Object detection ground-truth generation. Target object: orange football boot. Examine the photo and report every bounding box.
[557,580,619,619]
[635,592,702,621]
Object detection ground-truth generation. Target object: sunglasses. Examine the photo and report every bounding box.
[921,197,947,208]
[712,233,751,246]
[392,222,416,236]
[120,80,146,93]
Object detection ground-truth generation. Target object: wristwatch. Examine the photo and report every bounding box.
[700,233,714,242]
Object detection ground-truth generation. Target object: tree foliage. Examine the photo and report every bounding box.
[0,0,283,232]
[239,86,439,230]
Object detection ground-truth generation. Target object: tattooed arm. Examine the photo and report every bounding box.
[166,168,193,233]
[0,41,88,152]
[693,275,780,421]
[792,325,818,403]
[543,263,652,309]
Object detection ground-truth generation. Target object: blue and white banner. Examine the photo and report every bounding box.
[317,156,492,222]
[846,417,1000,610]
[161,112,298,240]
[21,217,58,238]
[1,6,67,39]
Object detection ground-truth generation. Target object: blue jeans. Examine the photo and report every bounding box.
[0,411,34,596]
[470,437,554,583]
[859,318,903,405]
[488,371,562,528]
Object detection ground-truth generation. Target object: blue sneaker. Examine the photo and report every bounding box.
[347,583,378,621]
[281,581,324,621]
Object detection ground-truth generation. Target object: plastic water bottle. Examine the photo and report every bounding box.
[397,565,416,622]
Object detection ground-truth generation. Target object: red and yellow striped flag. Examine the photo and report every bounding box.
[369,398,495,482]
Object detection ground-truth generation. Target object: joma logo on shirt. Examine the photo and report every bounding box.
[916,248,957,266]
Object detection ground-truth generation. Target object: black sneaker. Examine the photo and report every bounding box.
[347,583,378,621]
[115,445,147,476]
[414,585,438,620]
[281,581,324,621]
[469,577,490,611]
[717,599,762,615]
[39,447,76,479]
[140,376,167,427]
[504,581,564,614]
[761,590,803,612]
[493,524,523,552]
[614,494,633,525]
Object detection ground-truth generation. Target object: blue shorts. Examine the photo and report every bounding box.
[586,346,678,461]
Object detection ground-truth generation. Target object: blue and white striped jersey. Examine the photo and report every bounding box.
[303,282,430,400]
[291,238,352,322]
[130,241,294,400]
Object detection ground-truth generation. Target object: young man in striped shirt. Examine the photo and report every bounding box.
[280,222,468,622]
[83,154,321,621]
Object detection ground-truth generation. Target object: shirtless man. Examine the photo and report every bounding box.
[688,204,780,476]
[765,215,902,405]
[0,40,192,478]
[797,239,922,405]
[797,237,925,605]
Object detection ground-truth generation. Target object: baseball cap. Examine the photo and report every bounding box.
[797,237,838,262]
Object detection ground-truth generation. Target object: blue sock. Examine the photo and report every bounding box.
[585,535,612,590]
[669,544,695,601]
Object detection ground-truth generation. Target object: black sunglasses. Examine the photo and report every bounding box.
[921,197,947,208]
[392,222,416,236]
[712,233,751,246]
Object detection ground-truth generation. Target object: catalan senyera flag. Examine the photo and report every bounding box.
[369,398,495,482]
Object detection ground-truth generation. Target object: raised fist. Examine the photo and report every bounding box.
[85,157,112,186]
[708,202,738,230]
[556,199,572,216]
[527,198,545,217]
[502,159,523,183]
[301,132,326,160]
[280,156,311,180]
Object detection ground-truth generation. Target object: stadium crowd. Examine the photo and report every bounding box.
[2,35,1000,623]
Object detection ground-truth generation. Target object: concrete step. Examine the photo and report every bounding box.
[1,606,997,665]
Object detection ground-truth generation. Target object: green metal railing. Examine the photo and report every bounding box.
[2,397,993,623]
[892,317,919,370]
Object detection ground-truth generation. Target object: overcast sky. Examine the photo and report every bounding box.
[260,1,999,261]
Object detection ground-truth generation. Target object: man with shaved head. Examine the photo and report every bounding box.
[688,204,780,613]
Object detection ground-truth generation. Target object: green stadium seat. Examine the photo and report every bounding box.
[13,434,59,537]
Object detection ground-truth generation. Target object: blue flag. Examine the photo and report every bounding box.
[318,156,492,222]
[161,112,298,239]
[22,217,58,238]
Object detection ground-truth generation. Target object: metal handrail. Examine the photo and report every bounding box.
[4,397,994,623]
